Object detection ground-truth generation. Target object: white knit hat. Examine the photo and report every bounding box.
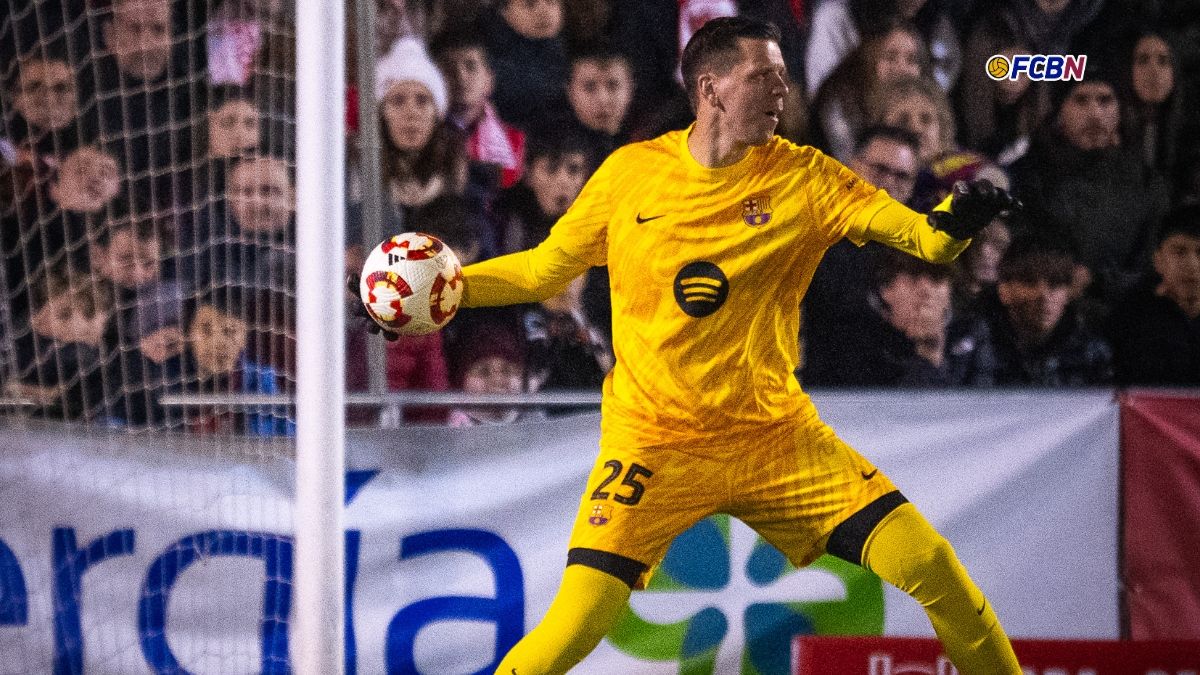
[375,36,448,118]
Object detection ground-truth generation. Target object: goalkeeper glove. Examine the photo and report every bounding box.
[928,179,1021,240]
[346,273,400,341]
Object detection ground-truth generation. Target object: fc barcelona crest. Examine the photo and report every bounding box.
[588,504,613,526]
[742,195,772,226]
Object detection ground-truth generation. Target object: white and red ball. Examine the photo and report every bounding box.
[359,232,463,336]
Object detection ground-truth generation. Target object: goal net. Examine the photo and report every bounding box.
[0,0,316,670]
[1,0,298,435]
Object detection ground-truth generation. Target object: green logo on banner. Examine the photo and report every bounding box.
[606,515,884,674]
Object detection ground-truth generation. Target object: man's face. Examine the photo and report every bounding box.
[708,38,788,148]
[526,152,588,217]
[227,157,294,234]
[94,229,161,289]
[1057,82,1119,151]
[30,288,108,347]
[104,0,173,81]
[14,59,77,132]
[1132,35,1173,105]
[381,81,439,152]
[1153,233,1200,304]
[875,29,922,85]
[851,137,918,203]
[883,93,942,161]
[52,146,121,213]
[439,46,494,118]
[879,272,951,341]
[188,305,248,377]
[998,277,1071,338]
[500,0,562,40]
[568,58,634,135]
[208,100,260,158]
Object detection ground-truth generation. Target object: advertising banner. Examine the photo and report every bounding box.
[0,392,1119,674]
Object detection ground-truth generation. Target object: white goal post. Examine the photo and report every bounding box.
[293,0,346,672]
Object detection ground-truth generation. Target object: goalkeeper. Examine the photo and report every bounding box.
[450,17,1020,674]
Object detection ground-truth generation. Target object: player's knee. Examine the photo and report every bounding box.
[894,532,969,599]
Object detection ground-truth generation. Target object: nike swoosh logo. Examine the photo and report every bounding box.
[636,213,664,223]
[861,468,878,480]
[977,598,987,615]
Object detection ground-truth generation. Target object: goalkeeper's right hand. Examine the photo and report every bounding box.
[346,273,400,341]
[928,179,1021,240]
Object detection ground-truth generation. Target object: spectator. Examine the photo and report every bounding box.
[431,28,526,189]
[6,50,86,164]
[803,248,962,387]
[803,126,922,377]
[6,270,111,421]
[1108,204,1200,385]
[205,87,262,159]
[871,76,955,167]
[1010,73,1169,306]
[494,133,591,254]
[182,284,293,436]
[94,0,201,208]
[1119,29,1194,196]
[2,145,121,321]
[177,154,295,290]
[952,237,1112,386]
[483,0,570,131]
[445,312,543,426]
[369,37,469,225]
[90,210,174,340]
[187,85,262,209]
[812,21,931,161]
[849,125,921,205]
[805,0,961,99]
[102,280,186,427]
[559,44,636,164]
[92,212,167,289]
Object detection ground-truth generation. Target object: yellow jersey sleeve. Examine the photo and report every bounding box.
[803,149,968,264]
[461,150,618,307]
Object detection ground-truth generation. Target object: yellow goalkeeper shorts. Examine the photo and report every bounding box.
[565,415,898,589]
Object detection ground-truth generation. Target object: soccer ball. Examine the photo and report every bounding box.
[359,232,463,336]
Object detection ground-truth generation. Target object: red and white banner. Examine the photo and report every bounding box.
[792,635,1200,675]
[1121,391,1200,640]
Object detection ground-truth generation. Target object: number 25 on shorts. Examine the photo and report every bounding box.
[590,460,653,506]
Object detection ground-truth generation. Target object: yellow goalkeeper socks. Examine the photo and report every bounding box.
[495,563,632,675]
[862,503,1022,675]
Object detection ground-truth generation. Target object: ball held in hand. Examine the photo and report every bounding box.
[359,232,463,336]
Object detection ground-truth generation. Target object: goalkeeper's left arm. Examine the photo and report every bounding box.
[861,179,1019,264]
[461,241,592,308]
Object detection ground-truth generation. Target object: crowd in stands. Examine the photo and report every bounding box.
[1,0,1199,433]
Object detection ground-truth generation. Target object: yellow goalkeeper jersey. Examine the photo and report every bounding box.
[462,126,967,449]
